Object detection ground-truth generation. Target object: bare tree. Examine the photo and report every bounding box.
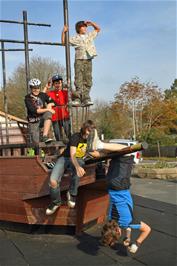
[0,56,65,119]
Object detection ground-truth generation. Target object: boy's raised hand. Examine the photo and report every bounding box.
[46,78,52,89]
[47,77,52,87]
[85,21,92,26]
[85,21,100,32]
[43,78,52,93]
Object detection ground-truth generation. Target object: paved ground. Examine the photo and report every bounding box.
[0,177,177,266]
[131,177,177,205]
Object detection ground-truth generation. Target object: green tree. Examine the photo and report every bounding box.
[165,79,177,100]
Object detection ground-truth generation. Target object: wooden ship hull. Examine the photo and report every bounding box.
[0,155,109,234]
[0,0,110,235]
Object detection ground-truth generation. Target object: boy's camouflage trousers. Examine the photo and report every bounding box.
[74,59,92,102]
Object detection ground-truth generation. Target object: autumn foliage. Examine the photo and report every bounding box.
[91,77,177,144]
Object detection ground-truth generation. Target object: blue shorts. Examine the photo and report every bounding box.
[108,189,141,230]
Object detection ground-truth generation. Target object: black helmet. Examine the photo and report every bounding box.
[52,74,63,83]
[75,21,87,33]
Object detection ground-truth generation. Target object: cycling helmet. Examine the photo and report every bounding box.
[28,78,41,87]
[52,74,63,83]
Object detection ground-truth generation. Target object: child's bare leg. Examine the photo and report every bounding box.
[88,143,127,160]
[136,221,151,245]
[102,142,127,151]
[89,150,103,158]
[128,222,151,253]
[43,119,51,136]
[87,129,126,152]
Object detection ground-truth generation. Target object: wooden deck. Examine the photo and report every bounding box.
[0,156,109,234]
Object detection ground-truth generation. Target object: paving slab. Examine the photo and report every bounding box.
[0,230,27,266]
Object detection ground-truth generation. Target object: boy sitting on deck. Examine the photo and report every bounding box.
[46,121,126,215]
[46,120,95,215]
[24,79,56,154]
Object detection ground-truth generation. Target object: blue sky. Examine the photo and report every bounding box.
[0,0,176,102]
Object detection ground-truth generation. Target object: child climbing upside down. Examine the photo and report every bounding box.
[86,129,151,253]
[101,155,151,253]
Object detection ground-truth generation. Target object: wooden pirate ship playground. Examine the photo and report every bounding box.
[0,0,147,234]
[0,0,110,234]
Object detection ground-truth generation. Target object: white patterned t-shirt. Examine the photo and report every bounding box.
[69,30,98,60]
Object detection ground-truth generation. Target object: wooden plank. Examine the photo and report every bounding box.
[0,158,47,176]
[0,199,26,215]
[0,175,38,184]
[24,198,77,225]
[83,195,109,209]
[26,207,76,219]
[22,175,97,200]
[1,163,46,176]
[23,164,97,200]
[22,192,49,200]
[83,199,109,223]
[75,187,109,234]
[46,216,76,226]
[0,213,28,223]
[0,157,49,196]
[0,177,37,193]
[27,216,76,226]
[0,191,21,200]
[22,176,96,200]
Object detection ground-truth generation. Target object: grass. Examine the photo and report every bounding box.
[143,157,177,162]
[140,157,177,168]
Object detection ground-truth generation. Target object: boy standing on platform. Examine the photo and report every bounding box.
[62,20,100,106]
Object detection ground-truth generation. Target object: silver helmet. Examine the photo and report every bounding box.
[28,78,41,87]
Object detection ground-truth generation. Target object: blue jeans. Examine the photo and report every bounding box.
[52,119,71,141]
[49,156,85,205]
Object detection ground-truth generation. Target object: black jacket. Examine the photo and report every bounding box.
[24,92,56,122]
[107,155,134,190]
